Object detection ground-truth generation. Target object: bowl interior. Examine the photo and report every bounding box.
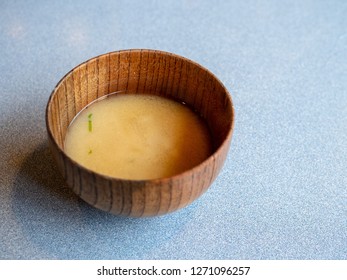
[47,50,233,155]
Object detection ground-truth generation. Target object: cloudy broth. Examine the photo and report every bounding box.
[64,93,212,180]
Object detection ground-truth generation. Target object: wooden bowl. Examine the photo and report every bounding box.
[46,49,234,217]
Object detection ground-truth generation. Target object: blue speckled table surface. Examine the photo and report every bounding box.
[1,0,346,260]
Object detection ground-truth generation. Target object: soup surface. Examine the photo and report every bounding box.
[64,93,212,180]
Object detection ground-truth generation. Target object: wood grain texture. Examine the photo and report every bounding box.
[46,49,234,217]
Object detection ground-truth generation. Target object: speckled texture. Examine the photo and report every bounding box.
[0,0,346,259]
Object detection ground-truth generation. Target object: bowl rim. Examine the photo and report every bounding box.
[46,48,235,183]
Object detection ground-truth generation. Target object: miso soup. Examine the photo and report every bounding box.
[64,93,212,180]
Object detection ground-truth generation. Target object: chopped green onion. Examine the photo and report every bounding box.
[88,113,93,132]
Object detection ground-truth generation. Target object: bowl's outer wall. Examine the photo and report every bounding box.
[46,49,234,217]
